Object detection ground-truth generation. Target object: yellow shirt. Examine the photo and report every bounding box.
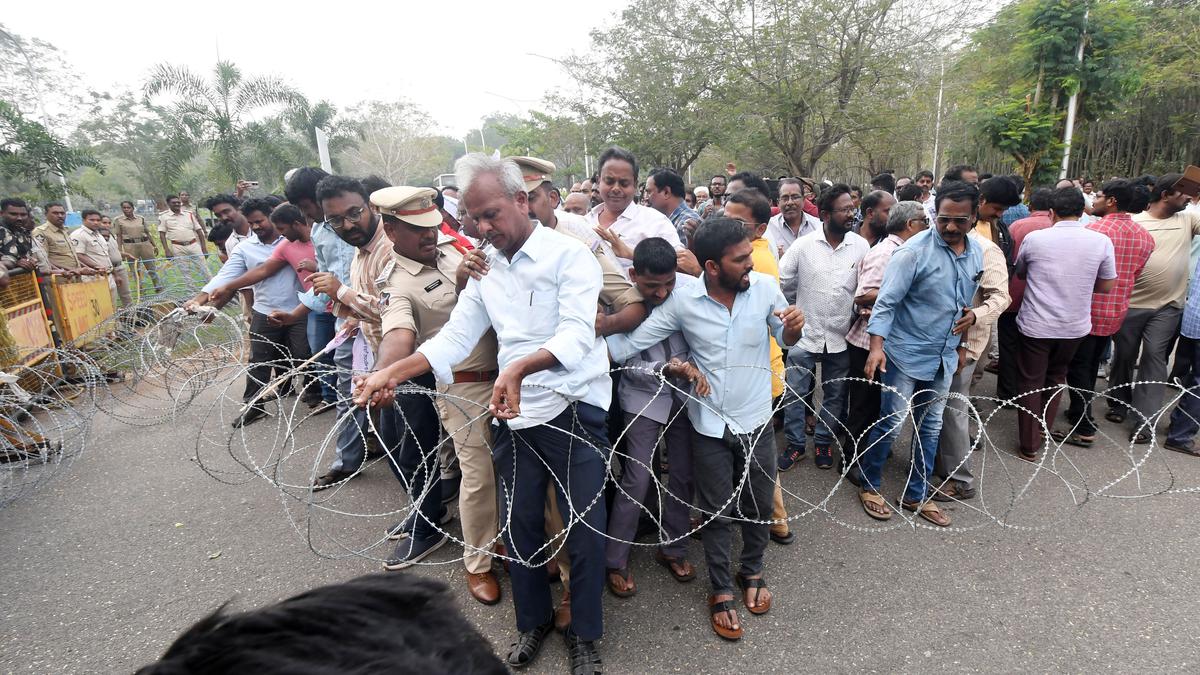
[750,237,784,398]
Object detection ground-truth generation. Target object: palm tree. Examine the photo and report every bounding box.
[143,60,302,188]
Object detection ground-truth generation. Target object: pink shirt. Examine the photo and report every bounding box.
[270,238,316,291]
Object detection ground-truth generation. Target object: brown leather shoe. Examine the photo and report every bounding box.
[466,570,501,606]
[554,590,572,632]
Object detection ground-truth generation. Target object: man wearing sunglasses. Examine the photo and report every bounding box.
[858,180,986,527]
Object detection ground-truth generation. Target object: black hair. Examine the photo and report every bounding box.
[934,180,980,213]
[119,200,134,209]
[692,217,749,268]
[264,195,285,209]
[432,187,445,209]
[598,146,639,180]
[206,221,232,244]
[649,168,687,198]
[44,201,64,211]
[204,194,240,211]
[80,208,101,220]
[895,184,923,202]
[240,197,276,219]
[134,574,506,675]
[861,189,892,214]
[632,237,678,275]
[869,173,896,193]
[711,174,727,184]
[1007,174,1026,193]
[728,171,771,200]
[1150,173,1184,203]
[360,175,391,196]
[850,185,864,197]
[1098,179,1137,212]
[817,183,854,215]
[1049,186,1086,218]
[1,198,28,211]
[1136,174,1157,188]
[442,184,459,192]
[725,189,772,225]
[164,194,179,202]
[1130,183,1152,212]
[943,164,977,182]
[315,175,370,204]
[1028,187,1054,211]
[270,203,306,226]
[916,170,934,181]
[285,167,330,204]
[979,173,994,181]
[979,176,1022,208]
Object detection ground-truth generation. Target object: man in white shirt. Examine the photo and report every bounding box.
[766,178,821,259]
[778,184,870,471]
[587,146,683,275]
[354,154,608,673]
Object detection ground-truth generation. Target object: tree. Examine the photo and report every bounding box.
[337,99,455,186]
[0,100,101,200]
[143,60,305,188]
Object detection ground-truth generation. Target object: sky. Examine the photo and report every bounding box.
[4,1,628,137]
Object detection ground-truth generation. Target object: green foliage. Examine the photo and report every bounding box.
[0,100,101,200]
[979,100,1063,185]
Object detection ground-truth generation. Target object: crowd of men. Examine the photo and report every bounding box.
[4,149,1200,675]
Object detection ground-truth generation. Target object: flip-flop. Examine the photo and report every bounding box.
[1105,410,1125,424]
[859,490,893,521]
[654,550,696,582]
[899,499,951,527]
[606,567,636,598]
[1051,429,1095,447]
[1165,441,1200,457]
[735,573,772,615]
[708,596,743,641]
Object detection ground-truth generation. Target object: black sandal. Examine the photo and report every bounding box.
[506,619,553,669]
[735,573,772,615]
[1105,410,1125,424]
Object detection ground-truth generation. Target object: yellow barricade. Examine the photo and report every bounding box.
[0,271,55,368]
[47,274,116,347]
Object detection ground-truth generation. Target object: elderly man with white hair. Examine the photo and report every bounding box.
[354,153,610,674]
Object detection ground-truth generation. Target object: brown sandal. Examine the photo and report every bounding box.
[708,595,742,640]
[606,567,636,598]
[735,573,772,615]
[859,490,893,520]
[654,550,696,582]
[899,498,951,527]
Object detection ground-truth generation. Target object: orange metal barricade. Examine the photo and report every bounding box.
[45,274,115,347]
[0,271,56,369]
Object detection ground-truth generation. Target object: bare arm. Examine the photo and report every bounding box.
[1094,277,1116,293]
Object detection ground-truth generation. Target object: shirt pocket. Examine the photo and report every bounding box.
[417,282,458,314]
[519,290,561,336]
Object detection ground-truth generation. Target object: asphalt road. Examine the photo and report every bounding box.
[3,369,1200,673]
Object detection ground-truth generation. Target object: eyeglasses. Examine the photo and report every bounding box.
[935,215,974,227]
[327,206,365,231]
[731,218,761,229]
[831,206,858,215]
[778,194,804,203]
[909,217,929,225]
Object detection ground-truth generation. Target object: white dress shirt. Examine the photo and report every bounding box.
[554,209,621,269]
[587,201,683,274]
[417,223,611,429]
[779,229,870,354]
[766,212,820,258]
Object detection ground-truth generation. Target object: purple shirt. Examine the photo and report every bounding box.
[1014,220,1117,339]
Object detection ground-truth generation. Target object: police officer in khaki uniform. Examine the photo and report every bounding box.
[372,185,503,606]
[68,209,113,274]
[158,194,210,283]
[114,200,163,292]
[31,202,82,273]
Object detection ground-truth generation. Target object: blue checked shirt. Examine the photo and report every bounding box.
[1182,257,1200,340]
[669,202,702,247]
[303,220,357,326]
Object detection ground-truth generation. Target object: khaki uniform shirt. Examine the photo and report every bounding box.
[69,226,113,270]
[157,211,201,245]
[380,235,499,375]
[103,235,123,266]
[113,214,157,259]
[32,222,80,270]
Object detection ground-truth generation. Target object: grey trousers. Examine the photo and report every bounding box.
[605,410,694,569]
[935,358,978,489]
[1106,305,1183,425]
[691,424,776,595]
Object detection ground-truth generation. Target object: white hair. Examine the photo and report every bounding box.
[455,153,525,202]
[694,186,710,199]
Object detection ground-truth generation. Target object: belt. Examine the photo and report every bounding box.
[452,369,498,384]
[171,239,198,246]
[123,237,149,244]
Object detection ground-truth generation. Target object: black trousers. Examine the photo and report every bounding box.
[243,310,310,402]
[842,344,879,468]
[996,312,1021,402]
[1065,334,1110,436]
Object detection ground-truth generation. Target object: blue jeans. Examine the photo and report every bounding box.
[857,365,951,503]
[1167,338,1200,448]
[306,310,337,403]
[783,348,849,451]
[328,339,366,473]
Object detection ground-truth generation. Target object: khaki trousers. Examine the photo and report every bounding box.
[435,380,499,574]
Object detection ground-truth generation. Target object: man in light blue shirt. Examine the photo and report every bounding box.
[607,218,804,641]
[192,201,305,428]
[859,180,985,528]
[353,155,610,672]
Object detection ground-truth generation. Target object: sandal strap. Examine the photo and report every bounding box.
[709,599,737,615]
[737,574,767,589]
